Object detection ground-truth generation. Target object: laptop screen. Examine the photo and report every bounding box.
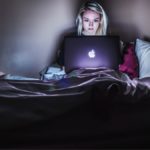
[64,36,121,73]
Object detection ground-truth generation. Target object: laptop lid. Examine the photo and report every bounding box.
[64,36,121,73]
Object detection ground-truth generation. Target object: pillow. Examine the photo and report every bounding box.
[135,39,150,78]
[119,43,138,79]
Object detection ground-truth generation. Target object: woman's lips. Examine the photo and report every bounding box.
[88,28,94,30]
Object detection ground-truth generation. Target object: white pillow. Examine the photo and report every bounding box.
[135,39,150,78]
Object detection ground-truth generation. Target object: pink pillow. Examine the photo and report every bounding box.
[119,43,138,79]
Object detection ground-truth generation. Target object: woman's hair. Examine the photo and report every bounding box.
[76,1,108,36]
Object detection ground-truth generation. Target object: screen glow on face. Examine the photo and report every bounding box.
[82,10,101,35]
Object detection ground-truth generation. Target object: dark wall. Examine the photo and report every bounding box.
[0,0,79,77]
[0,0,150,77]
[102,0,150,42]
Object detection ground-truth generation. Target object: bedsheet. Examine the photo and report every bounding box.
[0,68,150,147]
[0,67,150,99]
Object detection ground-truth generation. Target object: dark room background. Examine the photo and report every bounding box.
[0,0,150,78]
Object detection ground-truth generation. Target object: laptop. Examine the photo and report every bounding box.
[64,36,121,73]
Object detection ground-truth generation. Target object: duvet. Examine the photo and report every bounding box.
[0,68,150,148]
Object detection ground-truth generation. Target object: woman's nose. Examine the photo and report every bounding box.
[89,21,93,26]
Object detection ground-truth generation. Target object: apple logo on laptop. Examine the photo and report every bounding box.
[88,49,95,58]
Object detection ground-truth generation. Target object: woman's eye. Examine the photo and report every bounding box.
[94,19,99,22]
[84,19,89,22]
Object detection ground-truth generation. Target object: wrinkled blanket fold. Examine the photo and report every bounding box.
[0,68,150,131]
[1,68,150,99]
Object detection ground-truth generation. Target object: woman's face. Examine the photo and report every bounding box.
[82,10,101,35]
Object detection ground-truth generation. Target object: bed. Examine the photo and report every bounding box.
[1,59,150,148]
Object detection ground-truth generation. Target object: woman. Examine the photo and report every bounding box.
[76,1,108,36]
[40,1,109,80]
[56,1,108,66]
